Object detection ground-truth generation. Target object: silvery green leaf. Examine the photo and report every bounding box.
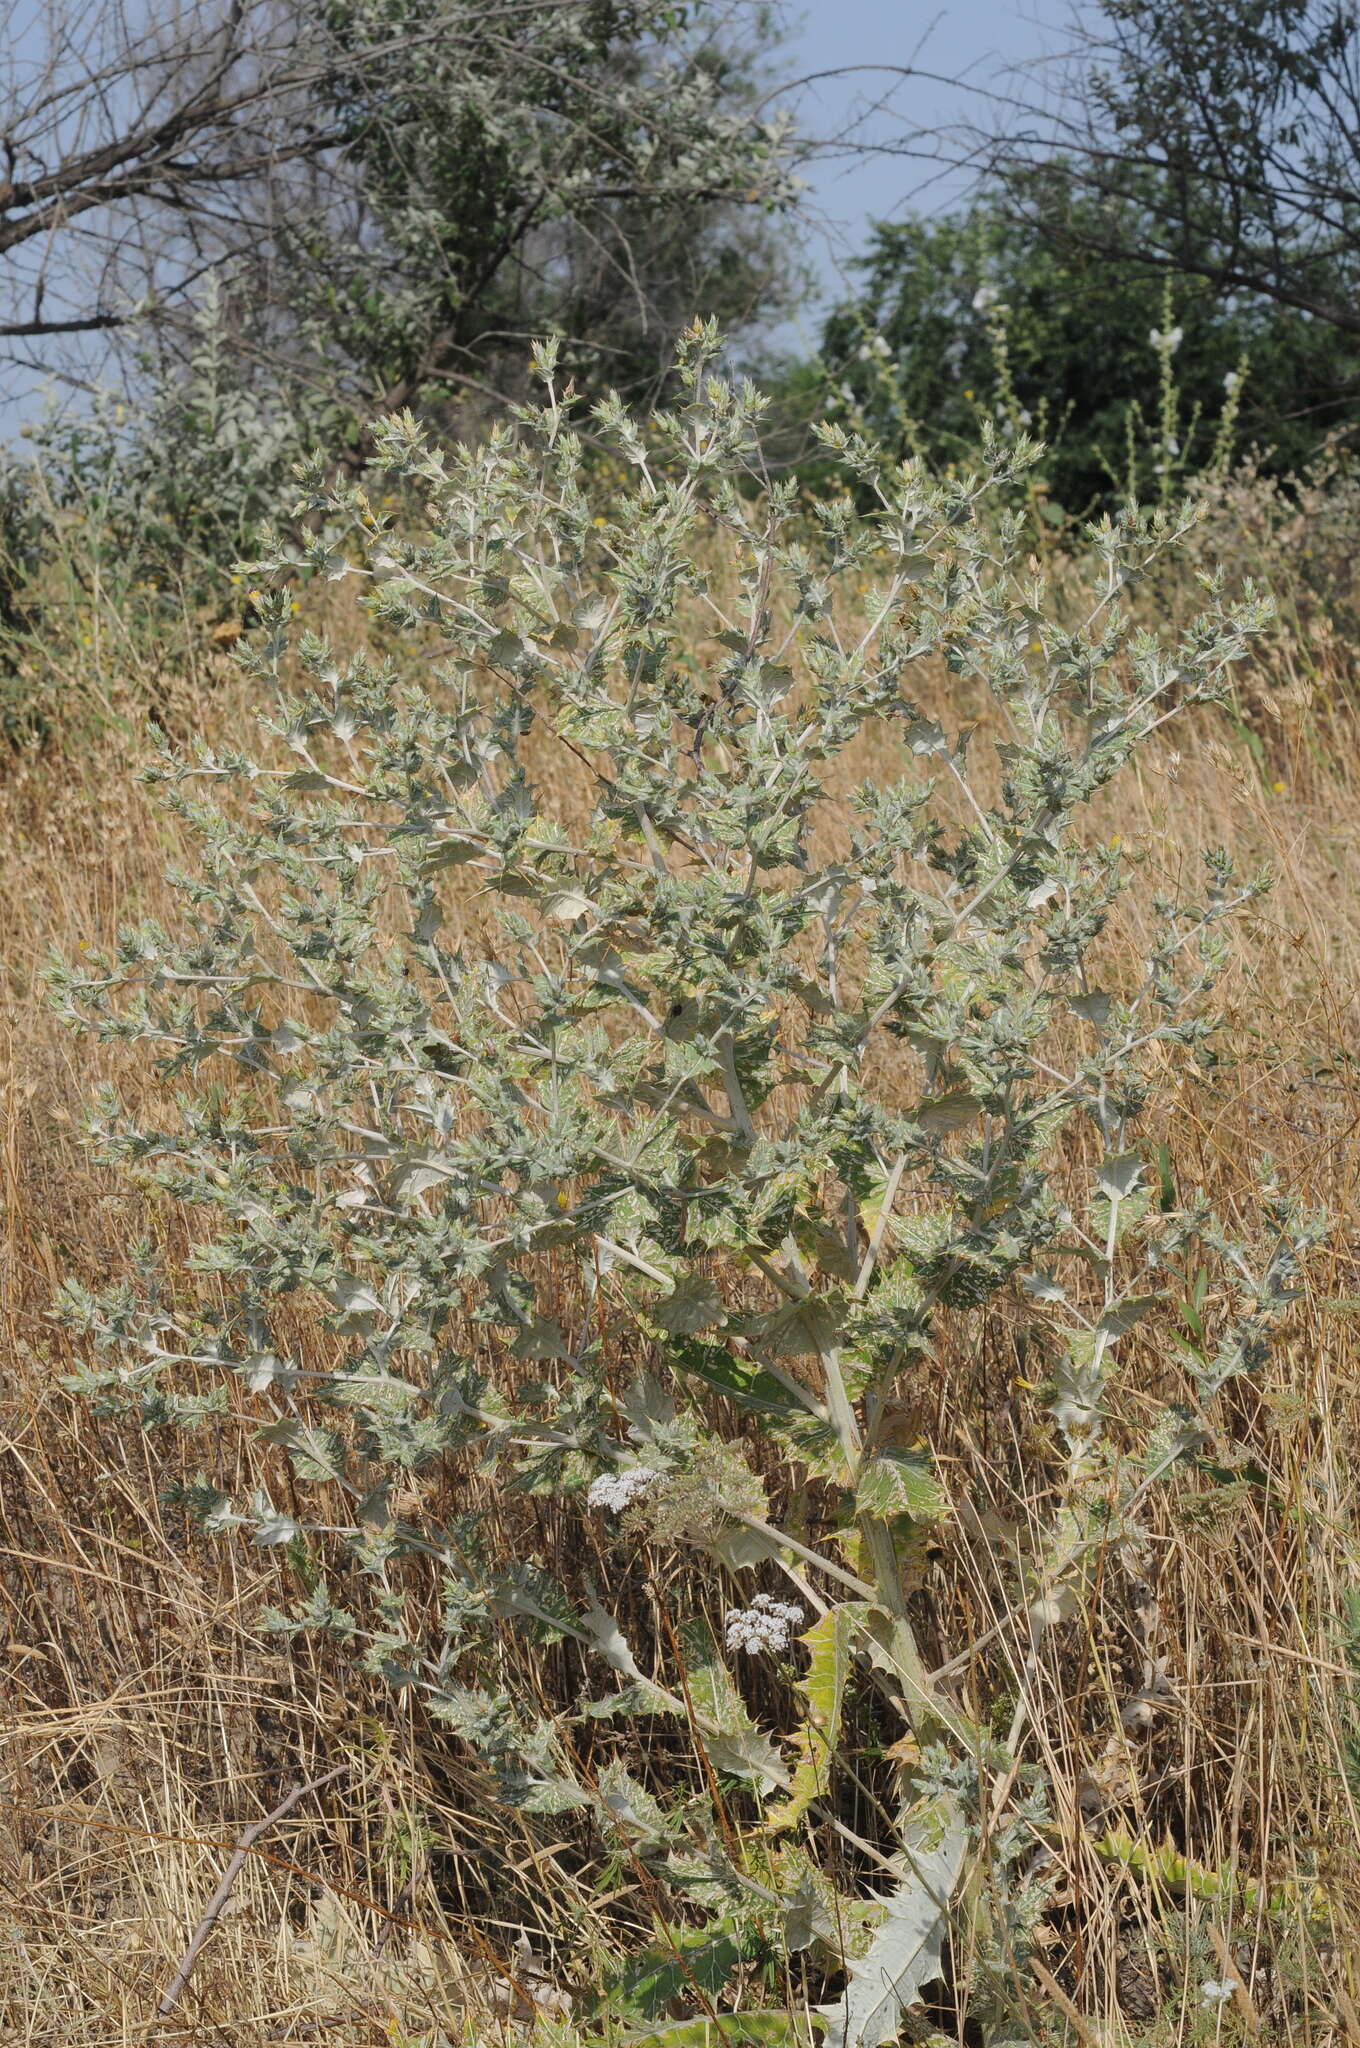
[711,1522,782,1570]
[511,1768,593,1815]
[579,1682,661,1720]
[598,1760,667,1842]
[1028,1581,1081,1629]
[252,1511,299,1547]
[240,1349,289,1390]
[706,1727,789,1793]
[581,1593,646,1683]
[488,629,528,666]
[422,833,483,869]
[784,1871,839,1952]
[1050,1352,1103,1434]
[544,888,595,922]
[1071,992,1112,1030]
[511,1317,570,1360]
[1096,1294,1159,1339]
[329,1274,383,1319]
[622,1371,677,1433]
[817,1797,966,2048]
[1097,1152,1144,1201]
[905,718,949,756]
[652,1274,725,1335]
[1020,1269,1066,1304]
[357,1480,393,1525]
[388,1157,449,1200]
[256,1420,346,1482]
[198,1485,241,1535]
[802,869,851,918]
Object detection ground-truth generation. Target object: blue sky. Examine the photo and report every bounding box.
[775,0,1072,344]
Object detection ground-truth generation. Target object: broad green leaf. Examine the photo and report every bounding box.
[669,1335,814,1419]
[652,1274,726,1335]
[743,1294,847,1358]
[510,1317,570,1360]
[854,1449,947,1523]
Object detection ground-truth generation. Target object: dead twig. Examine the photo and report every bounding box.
[158,1762,347,2014]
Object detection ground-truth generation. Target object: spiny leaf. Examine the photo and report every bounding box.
[854,1448,948,1523]
[766,1603,862,1832]
[816,1797,966,2048]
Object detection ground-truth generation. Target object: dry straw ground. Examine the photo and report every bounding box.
[2,493,1360,2045]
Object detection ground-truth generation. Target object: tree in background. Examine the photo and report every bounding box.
[983,0,1360,339]
[0,0,796,417]
[295,0,800,419]
[804,188,1358,516]
[0,0,798,663]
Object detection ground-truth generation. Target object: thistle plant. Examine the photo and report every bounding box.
[52,321,1324,2037]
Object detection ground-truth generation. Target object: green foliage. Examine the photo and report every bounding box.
[292,0,797,409]
[803,190,1358,516]
[52,322,1325,2031]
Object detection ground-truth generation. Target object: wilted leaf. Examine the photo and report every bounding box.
[544,888,595,922]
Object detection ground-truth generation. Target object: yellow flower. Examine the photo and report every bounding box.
[1271,779,1286,794]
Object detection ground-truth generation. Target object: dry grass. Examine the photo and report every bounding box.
[2,531,1360,2045]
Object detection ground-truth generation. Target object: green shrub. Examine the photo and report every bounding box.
[52,322,1325,2036]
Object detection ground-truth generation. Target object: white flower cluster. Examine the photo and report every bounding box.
[586,1465,659,1514]
[724,1592,805,1655]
